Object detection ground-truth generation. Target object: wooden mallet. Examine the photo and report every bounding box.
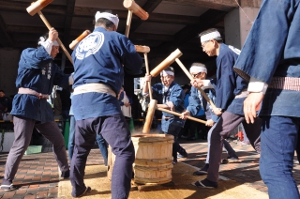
[150,48,183,77]
[157,107,206,124]
[134,45,157,134]
[123,0,149,37]
[69,30,91,50]
[26,0,73,64]
[174,58,217,109]
[135,45,150,54]
[135,45,151,98]
[149,48,211,123]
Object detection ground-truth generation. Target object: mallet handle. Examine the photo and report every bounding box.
[142,99,157,133]
[37,11,73,65]
[175,58,217,109]
[150,49,183,77]
[156,107,206,124]
[143,53,153,100]
[124,10,133,38]
[69,30,91,50]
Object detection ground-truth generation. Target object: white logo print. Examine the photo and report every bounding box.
[75,32,104,60]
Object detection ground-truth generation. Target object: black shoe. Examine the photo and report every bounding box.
[172,159,178,165]
[227,156,240,163]
[0,184,19,192]
[178,149,188,158]
[72,186,91,198]
[221,156,240,164]
[193,164,209,175]
[61,169,70,178]
[193,170,207,175]
[177,153,188,159]
[191,179,218,189]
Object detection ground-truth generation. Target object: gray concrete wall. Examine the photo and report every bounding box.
[224,7,259,49]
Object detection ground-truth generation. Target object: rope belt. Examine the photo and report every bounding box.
[269,77,300,91]
[73,83,116,97]
[18,87,49,99]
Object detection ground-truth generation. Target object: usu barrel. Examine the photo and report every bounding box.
[131,133,174,185]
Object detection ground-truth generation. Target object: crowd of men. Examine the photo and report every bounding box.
[1,1,300,199]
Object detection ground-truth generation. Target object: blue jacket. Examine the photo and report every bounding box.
[212,44,247,116]
[234,0,300,117]
[71,27,143,120]
[187,86,218,122]
[152,82,186,132]
[11,46,70,123]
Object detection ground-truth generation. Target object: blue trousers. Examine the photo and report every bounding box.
[95,133,108,166]
[260,116,300,199]
[68,115,76,160]
[164,123,184,161]
[68,115,108,165]
[70,114,135,199]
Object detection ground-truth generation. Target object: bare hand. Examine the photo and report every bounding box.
[206,119,214,127]
[212,107,222,116]
[144,74,152,82]
[190,79,203,88]
[243,92,264,124]
[124,102,130,107]
[48,28,58,42]
[180,110,190,120]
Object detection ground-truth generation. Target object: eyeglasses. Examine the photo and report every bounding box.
[201,40,211,48]
[192,73,201,78]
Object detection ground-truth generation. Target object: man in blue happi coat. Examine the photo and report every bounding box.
[181,63,239,176]
[143,66,188,164]
[70,12,143,198]
[234,1,300,198]
[191,28,261,188]
[1,28,71,191]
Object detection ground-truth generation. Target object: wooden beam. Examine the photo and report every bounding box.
[164,0,238,11]
[6,25,62,35]
[154,9,227,53]
[5,24,176,48]
[62,0,76,46]
[0,14,13,47]
[129,0,162,33]
[239,0,263,8]
[0,1,66,15]
[130,33,174,42]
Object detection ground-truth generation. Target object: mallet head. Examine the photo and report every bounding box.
[69,30,91,50]
[150,49,183,77]
[123,0,149,20]
[26,0,53,16]
[135,45,150,53]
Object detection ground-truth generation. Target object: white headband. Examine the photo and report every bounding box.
[200,31,221,43]
[95,11,119,29]
[160,70,174,76]
[190,65,207,74]
[38,37,59,47]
